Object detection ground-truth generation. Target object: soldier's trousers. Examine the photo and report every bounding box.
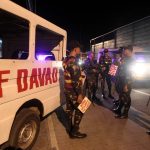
[116,84,132,116]
[83,78,97,101]
[101,73,112,95]
[65,90,83,133]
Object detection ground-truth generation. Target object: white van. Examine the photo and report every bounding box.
[0,0,67,149]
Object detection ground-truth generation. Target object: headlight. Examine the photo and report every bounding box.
[78,59,83,65]
[131,63,147,78]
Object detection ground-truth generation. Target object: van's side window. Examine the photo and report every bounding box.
[35,25,63,61]
[0,10,29,59]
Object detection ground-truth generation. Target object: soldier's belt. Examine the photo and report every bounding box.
[65,80,72,83]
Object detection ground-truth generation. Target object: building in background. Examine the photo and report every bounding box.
[90,16,150,55]
[90,16,150,80]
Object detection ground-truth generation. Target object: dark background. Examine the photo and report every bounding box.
[11,0,150,51]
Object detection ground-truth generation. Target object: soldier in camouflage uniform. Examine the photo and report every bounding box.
[99,49,114,99]
[63,41,87,138]
[82,51,99,101]
[114,46,134,119]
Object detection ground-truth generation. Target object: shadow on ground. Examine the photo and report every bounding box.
[55,106,70,132]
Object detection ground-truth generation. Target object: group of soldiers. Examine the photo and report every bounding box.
[82,48,114,101]
[82,46,134,119]
[63,41,134,139]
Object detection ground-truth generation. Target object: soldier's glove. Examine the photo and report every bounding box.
[77,94,83,104]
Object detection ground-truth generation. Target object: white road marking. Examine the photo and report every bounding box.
[131,106,150,120]
[137,117,150,128]
[47,115,59,150]
[133,89,150,96]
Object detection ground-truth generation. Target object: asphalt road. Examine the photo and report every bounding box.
[33,102,150,150]
[132,80,150,115]
[32,81,150,150]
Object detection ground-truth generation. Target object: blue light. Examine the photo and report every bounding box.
[37,54,52,61]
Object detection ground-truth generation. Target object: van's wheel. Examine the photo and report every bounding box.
[9,108,40,150]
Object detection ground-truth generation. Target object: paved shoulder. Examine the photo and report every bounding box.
[51,105,150,150]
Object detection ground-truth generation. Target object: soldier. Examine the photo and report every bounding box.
[114,45,134,119]
[63,41,87,138]
[112,50,123,107]
[82,51,99,101]
[99,49,114,99]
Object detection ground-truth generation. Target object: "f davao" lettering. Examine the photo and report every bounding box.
[0,67,58,97]
[17,68,58,92]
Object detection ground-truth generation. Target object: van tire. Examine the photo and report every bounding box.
[8,108,40,150]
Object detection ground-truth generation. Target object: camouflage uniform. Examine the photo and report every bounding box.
[63,56,83,133]
[115,57,133,117]
[82,58,99,101]
[99,54,112,98]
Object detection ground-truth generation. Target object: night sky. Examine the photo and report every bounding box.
[12,0,150,51]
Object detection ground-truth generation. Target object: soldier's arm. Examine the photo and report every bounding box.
[122,62,133,92]
[107,56,112,65]
[67,61,82,95]
[97,64,102,74]
[84,60,95,74]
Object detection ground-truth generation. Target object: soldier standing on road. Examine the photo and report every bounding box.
[63,41,87,139]
[82,51,99,102]
[99,49,114,99]
[114,46,134,119]
[112,50,123,107]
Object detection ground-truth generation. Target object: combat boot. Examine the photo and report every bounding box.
[113,107,119,112]
[108,94,114,99]
[69,126,87,139]
[102,93,107,99]
[114,101,124,118]
[69,131,87,139]
[113,99,120,105]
